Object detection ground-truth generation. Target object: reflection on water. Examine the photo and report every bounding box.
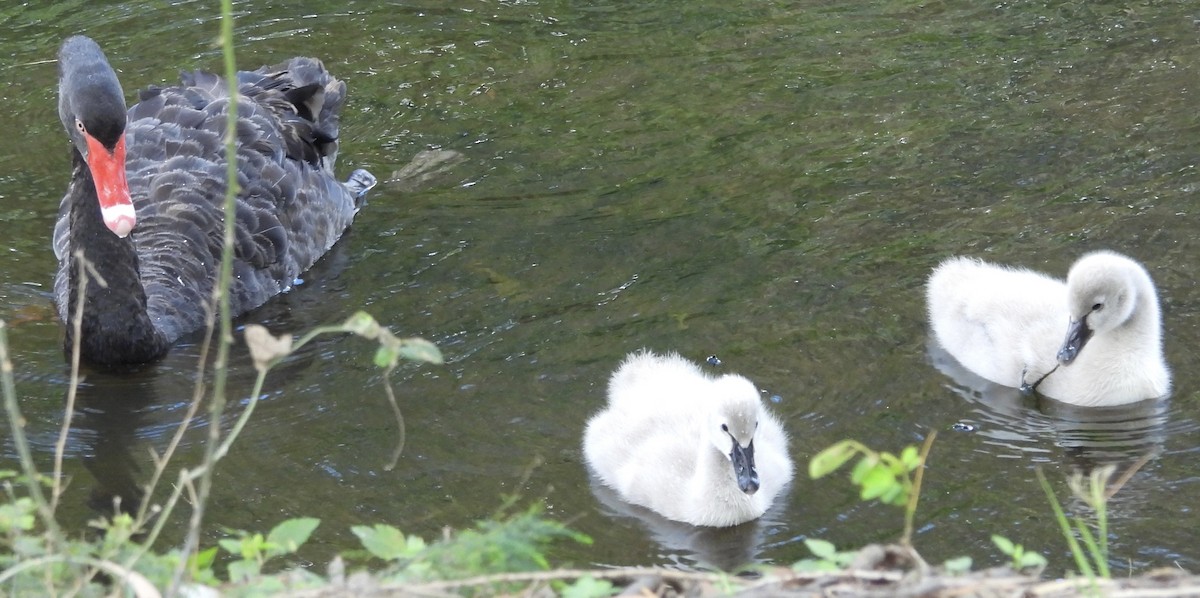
[58,327,349,524]
[928,339,1172,467]
[587,475,789,572]
[64,360,239,517]
[73,372,161,516]
[51,235,361,521]
[926,337,1195,574]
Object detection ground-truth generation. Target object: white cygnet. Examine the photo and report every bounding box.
[582,350,793,527]
[926,250,1170,406]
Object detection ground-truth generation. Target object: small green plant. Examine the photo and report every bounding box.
[219,517,320,583]
[942,555,973,575]
[360,504,591,585]
[808,432,936,545]
[0,478,589,595]
[1038,465,1115,582]
[991,534,1047,573]
[0,478,37,540]
[0,491,177,596]
[558,575,617,598]
[810,442,921,507]
[792,538,858,572]
[1036,454,1151,595]
[352,523,429,562]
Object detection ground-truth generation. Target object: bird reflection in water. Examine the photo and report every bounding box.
[927,338,1174,471]
[587,476,791,574]
[71,369,161,517]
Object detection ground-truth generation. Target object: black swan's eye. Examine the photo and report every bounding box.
[75,119,86,134]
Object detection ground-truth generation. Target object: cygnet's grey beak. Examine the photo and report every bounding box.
[1057,317,1093,365]
[730,441,759,495]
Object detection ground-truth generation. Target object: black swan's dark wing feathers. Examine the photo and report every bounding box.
[257,58,346,164]
[180,59,344,166]
[113,57,359,343]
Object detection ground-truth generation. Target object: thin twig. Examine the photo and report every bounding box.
[137,298,214,524]
[381,365,406,471]
[51,250,97,514]
[1106,451,1155,501]
[170,1,242,592]
[210,371,268,463]
[0,554,161,598]
[366,566,910,596]
[53,258,113,598]
[902,429,937,548]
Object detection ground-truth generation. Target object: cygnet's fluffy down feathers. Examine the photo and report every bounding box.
[583,350,793,527]
[926,250,1169,406]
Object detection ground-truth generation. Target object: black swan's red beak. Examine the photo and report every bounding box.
[83,131,134,237]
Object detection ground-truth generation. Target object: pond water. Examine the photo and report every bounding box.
[3,0,1200,576]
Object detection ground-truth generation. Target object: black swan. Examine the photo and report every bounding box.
[54,36,376,365]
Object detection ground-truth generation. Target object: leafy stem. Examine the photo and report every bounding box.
[809,432,935,546]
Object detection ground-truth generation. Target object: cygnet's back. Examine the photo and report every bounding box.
[583,350,793,527]
[927,250,1169,406]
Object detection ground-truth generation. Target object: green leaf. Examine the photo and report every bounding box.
[991,534,1015,555]
[406,534,428,553]
[342,311,381,338]
[804,538,838,560]
[900,445,920,470]
[218,538,244,556]
[879,482,906,506]
[374,345,399,368]
[191,546,219,576]
[352,524,414,561]
[943,556,973,574]
[849,455,878,484]
[858,466,896,500]
[189,547,221,585]
[222,532,269,560]
[809,441,859,478]
[560,574,616,598]
[1018,551,1048,570]
[227,558,261,583]
[0,499,36,532]
[395,337,444,365]
[266,517,320,558]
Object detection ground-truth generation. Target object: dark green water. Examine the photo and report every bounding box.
[3,0,1200,575]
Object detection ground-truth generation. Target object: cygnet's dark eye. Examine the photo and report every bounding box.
[1093,302,1104,312]
[721,423,729,433]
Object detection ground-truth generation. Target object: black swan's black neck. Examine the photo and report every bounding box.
[65,151,167,365]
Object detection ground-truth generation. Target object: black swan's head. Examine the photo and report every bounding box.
[58,36,135,237]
